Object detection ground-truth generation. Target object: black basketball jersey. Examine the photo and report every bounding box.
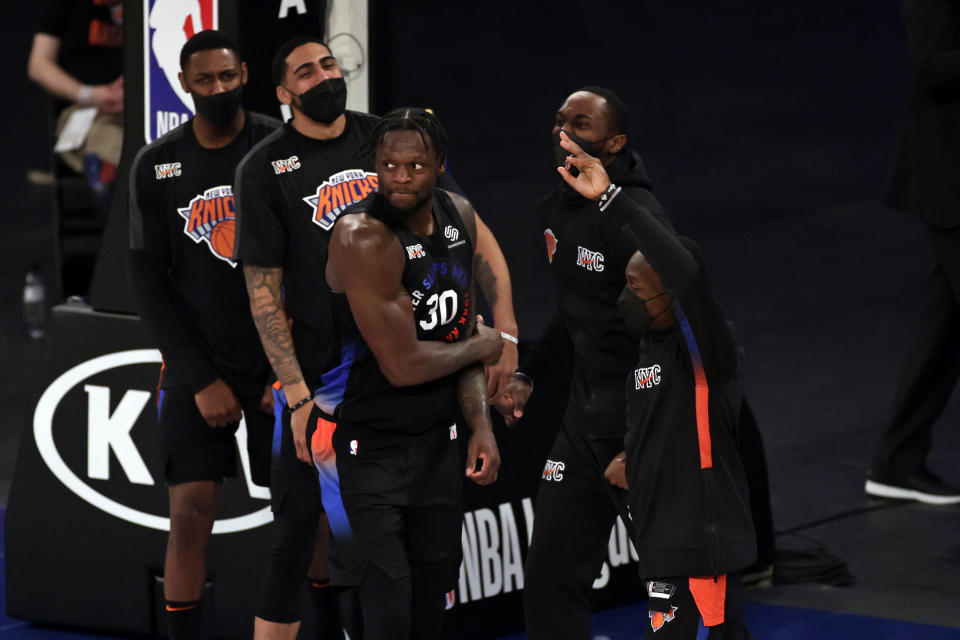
[316,189,474,434]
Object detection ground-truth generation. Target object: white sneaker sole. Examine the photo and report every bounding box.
[865,479,960,505]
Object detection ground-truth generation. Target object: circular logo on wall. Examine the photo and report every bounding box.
[33,349,272,533]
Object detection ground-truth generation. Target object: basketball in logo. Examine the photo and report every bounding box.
[210,219,235,261]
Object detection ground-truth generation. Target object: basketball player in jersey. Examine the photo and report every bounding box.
[127,31,278,640]
[316,108,503,639]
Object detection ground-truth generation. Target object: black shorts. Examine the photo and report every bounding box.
[270,386,324,513]
[158,385,272,487]
[310,411,462,590]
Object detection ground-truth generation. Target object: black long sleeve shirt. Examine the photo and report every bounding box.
[521,149,673,439]
[607,195,755,579]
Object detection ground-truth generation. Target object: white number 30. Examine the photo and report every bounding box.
[419,289,458,331]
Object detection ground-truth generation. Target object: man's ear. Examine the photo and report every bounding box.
[608,133,627,156]
[240,61,248,85]
[178,70,188,94]
[276,84,292,106]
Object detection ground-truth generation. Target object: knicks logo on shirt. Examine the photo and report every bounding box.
[542,459,565,482]
[576,245,605,272]
[177,185,237,267]
[544,228,558,263]
[303,169,379,230]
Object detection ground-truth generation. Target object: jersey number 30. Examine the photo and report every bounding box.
[419,290,458,331]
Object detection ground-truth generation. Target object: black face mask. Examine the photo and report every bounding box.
[617,286,669,334]
[192,86,243,127]
[551,129,608,178]
[293,77,347,124]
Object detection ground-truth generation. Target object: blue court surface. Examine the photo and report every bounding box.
[2,505,958,640]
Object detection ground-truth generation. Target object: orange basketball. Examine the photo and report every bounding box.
[210,219,236,260]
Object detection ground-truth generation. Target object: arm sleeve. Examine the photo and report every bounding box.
[518,309,573,383]
[232,154,287,265]
[604,194,739,383]
[604,186,675,275]
[903,0,960,99]
[127,149,221,393]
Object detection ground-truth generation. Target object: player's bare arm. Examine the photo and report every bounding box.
[327,212,503,386]
[243,263,314,462]
[470,210,520,399]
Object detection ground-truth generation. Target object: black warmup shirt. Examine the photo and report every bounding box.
[128,112,280,395]
[523,150,673,439]
[610,198,755,579]
[233,111,381,390]
[316,190,474,434]
[38,0,122,87]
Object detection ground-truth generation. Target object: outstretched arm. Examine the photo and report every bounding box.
[328,213,503,387]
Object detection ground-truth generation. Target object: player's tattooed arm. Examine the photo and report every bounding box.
[243,263,314,463]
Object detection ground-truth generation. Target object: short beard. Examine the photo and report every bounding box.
[381,192,432,220]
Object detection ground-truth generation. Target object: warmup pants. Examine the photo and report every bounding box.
[872,225,960,476]
[523,425,634,640]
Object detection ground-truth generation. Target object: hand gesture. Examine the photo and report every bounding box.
[556,131,611,200]
[194,378,242,427]
[493,376,532,427]
[465,428,500,485]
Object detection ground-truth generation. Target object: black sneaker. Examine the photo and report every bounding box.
[865,468,960,505]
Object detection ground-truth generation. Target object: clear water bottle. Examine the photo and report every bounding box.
[23,263,47,339]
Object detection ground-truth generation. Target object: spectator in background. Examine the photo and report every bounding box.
[866,0,960,505]
[27,0,123,199]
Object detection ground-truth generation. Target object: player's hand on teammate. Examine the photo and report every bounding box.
[494,376,532,427]
[194,378,243,427]
[466,427,500,485]
[259,384,275,415]
[556,130,611,200]
[604,452,629,490]
[474,316,504,366]
[485,337,519,400]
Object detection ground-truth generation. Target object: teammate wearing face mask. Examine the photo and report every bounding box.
[557,131,755,639]
[127,31,279,640]
[234,37,519,640]
[493,87,672,638]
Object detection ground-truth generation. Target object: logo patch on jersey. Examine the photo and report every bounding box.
[444,225,459,242]
[544,228,558,263]
[634,364,662,389]
[542,459,565,482]
[303,169,379,230]
[449,424,457,440]
[271,155,300,174]
[445,590,456,610]
[649,606,678,632]
[406,244,426,259]
[349,439,358,455]
[155,162,181,180]
[576,246,605,272]
[176,185,237,267]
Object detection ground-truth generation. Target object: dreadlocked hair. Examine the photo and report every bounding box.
[356,107,449,164]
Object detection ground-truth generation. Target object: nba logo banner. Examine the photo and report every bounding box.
[144,0,218,142]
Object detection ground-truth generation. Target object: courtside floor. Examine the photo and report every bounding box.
[5,511,960,639]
